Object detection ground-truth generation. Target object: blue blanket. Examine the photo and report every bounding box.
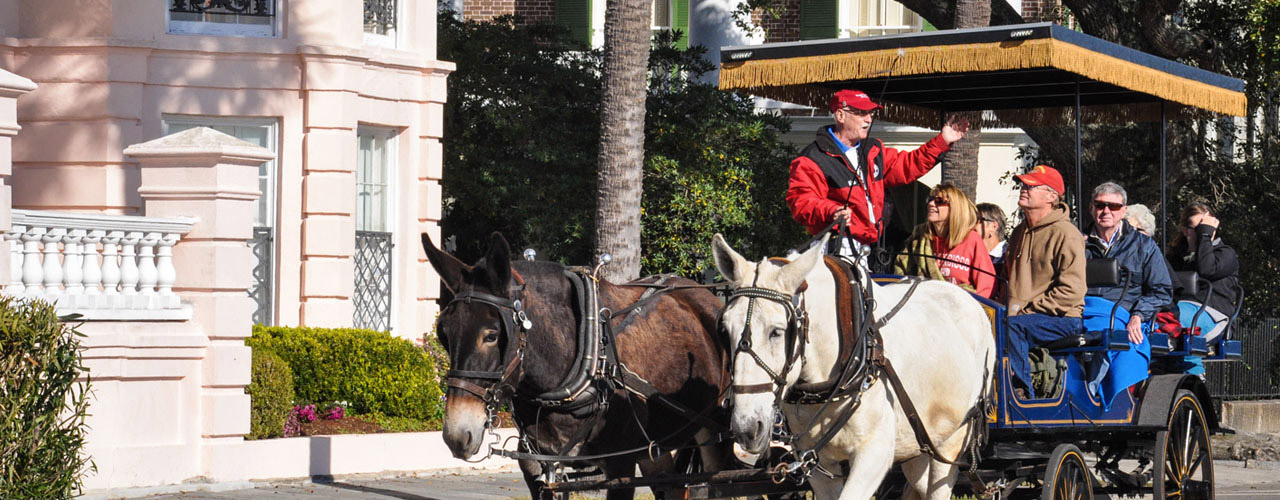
[1082,296,1151,410]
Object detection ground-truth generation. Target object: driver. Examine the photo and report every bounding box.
[786,89,969,259]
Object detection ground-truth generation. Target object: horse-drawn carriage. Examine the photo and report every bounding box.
[426,22,1246,500]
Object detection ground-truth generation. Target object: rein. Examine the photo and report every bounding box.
[728,263,809,401]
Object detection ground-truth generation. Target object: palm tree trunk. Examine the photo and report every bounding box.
[942,0,989,200]
[594,0,651,281]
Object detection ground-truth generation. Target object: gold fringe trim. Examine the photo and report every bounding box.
[720,39,1246,117]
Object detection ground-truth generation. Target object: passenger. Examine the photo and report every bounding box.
[1168,202,1240,337]
[976,202,1008,266]
[1001,165,1087,397]
[893,183,996,298]
[786,89,969,259]
[1124,203,1156,236]
[1084,183,1173,345]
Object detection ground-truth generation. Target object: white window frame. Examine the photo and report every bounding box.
[167,0,281,38]
[839,0,922,39]
[363,0,403,48]
[355,125,400,332]
[651,0,674,30]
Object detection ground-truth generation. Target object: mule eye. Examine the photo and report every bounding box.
[769,328,785,339]
[482,329,500,343]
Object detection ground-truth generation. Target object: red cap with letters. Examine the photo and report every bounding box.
[1016,165,1066,195]
[829,89,880,112]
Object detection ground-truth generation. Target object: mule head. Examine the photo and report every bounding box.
[422,231,516,459]
[712,233,826,454]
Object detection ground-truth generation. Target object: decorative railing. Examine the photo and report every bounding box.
[353,230,392,332]
[4,210,196,320]
[364,0,398,36]
[250,226,273,326]
[170,0,275,17]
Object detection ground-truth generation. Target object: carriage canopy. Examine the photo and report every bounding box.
[718,23,1246,126]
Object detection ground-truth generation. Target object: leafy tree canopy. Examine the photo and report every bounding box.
[438,11,802,278]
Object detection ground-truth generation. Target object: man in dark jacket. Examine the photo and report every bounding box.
[1085,182,1173,345]
[786,89,969,257]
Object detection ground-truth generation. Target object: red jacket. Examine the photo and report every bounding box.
[786,127,950,244]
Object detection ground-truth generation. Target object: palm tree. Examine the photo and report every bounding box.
[941,0,989,200]
[594,0,652,281]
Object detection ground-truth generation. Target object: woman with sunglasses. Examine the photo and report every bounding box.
[893,183,996,298]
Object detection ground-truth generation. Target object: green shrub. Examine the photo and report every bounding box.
[0,298,93,499]
[246,350,295,440]
[363,412,440,433]
[247,326,444,423]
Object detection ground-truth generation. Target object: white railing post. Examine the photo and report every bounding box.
[21,226,45,296]
[82,229,104,298]
[102,230,122,299]
[64,229,85,304]
[157,232,179,308]
[6,225,24,295]
[137,232,159,297]
[120,231,141,297]
[41,227,65,298]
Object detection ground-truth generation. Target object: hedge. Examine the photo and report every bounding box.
[247,326,444,423]
[0,298,93,499]
[245,350,295,440]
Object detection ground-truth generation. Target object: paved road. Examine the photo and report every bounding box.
[128,460,1280,499]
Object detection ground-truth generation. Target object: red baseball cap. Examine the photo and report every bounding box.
[1016,165,1066,195]
[829,89,880,112]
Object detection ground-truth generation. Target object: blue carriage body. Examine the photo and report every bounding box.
[871,275,1240,432]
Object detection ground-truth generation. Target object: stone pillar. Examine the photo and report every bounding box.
[124,127,274,443]
[298,48,357,327]
[0,70,36,284]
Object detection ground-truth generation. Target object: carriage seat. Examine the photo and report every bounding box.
[1043,259,1132,353]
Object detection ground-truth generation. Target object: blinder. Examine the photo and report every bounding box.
[441,285,533,405]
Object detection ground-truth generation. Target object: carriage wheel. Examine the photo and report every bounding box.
[1040,444,1092,500]
[1152,390,1214,500]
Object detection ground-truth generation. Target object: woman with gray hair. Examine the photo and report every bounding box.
[1125,203,1156,236]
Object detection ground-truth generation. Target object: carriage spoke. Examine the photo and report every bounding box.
[1181,409,1194,476]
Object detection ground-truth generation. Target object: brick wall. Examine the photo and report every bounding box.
[1022,0,1046,21]
[463,0,555,23]
[759,0,801,43]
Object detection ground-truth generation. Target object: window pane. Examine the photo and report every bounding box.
[652,0,671,28]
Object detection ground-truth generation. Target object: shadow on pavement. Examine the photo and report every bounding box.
[313,478,445,500]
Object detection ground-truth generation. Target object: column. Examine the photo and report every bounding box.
[0,70,36,284]
[126,127,273,443]
[298,49,357,327]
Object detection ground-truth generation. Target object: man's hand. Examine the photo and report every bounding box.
[833,207,851,225]
[940,115,971,144]
[1127,315,1145,345]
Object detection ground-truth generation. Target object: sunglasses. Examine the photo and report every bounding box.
[1092,201,1125,211]
[840,107,875,117]
[927,196,949,206]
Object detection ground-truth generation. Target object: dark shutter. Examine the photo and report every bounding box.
[556,0,592,49]
[799,0,837,40]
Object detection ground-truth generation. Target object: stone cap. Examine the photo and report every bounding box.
[0,69,36,96]
[124,127,275,162]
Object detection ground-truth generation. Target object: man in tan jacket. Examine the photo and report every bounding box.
[1001,165,1086,397]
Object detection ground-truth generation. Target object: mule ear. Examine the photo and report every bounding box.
[712,233,749,284]
[422,232,469,293]
[481,232,514,293]
[778,234,827,293]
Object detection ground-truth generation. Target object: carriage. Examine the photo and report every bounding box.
[429,21,1247,500]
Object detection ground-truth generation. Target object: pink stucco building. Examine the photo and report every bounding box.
[0,0,459,492]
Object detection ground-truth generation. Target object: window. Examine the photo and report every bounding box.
[364,0,399,47]
[354,127,396,332]
[169,0,278,37]
[652,0,672,29]
[840,0,922,38]
[164,117,279,325]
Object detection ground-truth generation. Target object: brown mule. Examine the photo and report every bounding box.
[423,232,732,500]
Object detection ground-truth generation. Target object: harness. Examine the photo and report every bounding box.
[725,256,990,485]
[443,265,731,466]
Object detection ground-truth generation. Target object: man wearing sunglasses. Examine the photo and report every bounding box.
[1002,165,1087,397]
[786,89,969,260]
[1084,182,1172,345]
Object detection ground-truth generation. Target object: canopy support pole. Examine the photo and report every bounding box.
[1075,78,1083,230]
[1160,100,1168,253]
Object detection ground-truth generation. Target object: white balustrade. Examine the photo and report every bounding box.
[3,210,195,320]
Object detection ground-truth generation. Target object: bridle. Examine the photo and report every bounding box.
[442,284,533,411]
[726,264,809,401]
